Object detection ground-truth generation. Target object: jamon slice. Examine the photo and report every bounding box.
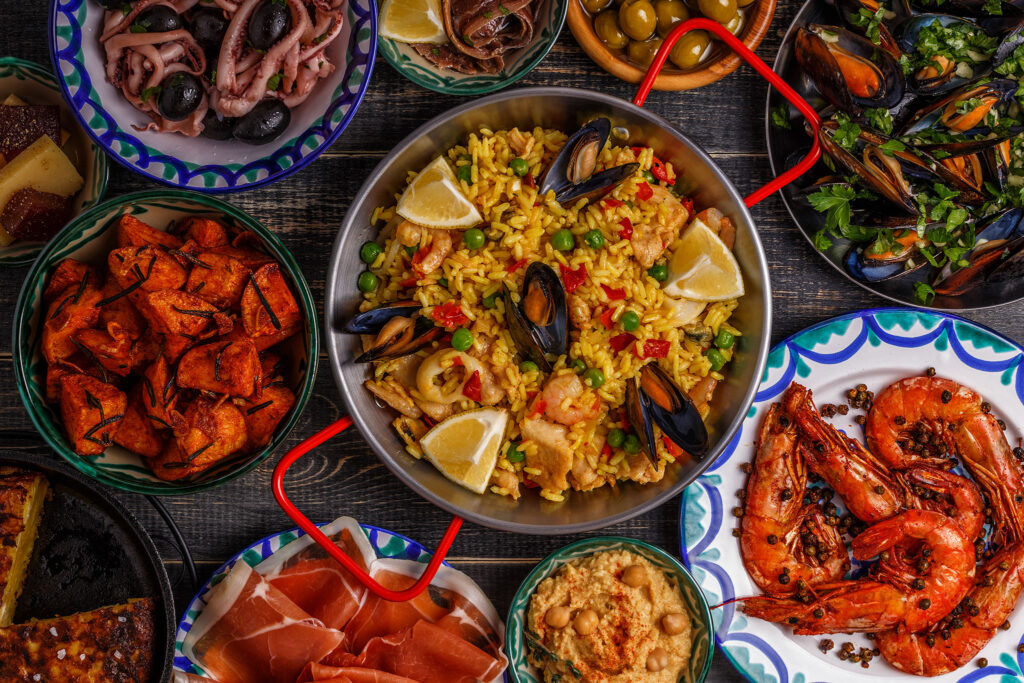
[182,561,344,683]
[255,516,376,630]
[297,662,418,682]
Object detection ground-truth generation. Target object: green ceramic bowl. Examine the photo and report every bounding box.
[506,536,714,683]
[12,190,318,495]
[0,56,109,267]
[378,0,568,95]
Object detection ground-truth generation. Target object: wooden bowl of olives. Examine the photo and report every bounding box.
[568,0,776,90]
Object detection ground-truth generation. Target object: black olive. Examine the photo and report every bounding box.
[232,99,290,144]
[131,5,181,33]
[157,72,203,121]
[201,109,237,140]
[248,0,291,51]
[190,8,229,52]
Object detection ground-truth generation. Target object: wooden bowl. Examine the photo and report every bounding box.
[568,0,777,90]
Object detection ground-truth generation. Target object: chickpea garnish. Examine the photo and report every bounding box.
[661,612,688,635]
[545,606,572,629]
[574,608,599,635]
[621,564,648,587]
[646,646,670,672]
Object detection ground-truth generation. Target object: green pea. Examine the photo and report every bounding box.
[451,328,474,351]
[620,310,641,332]
[463,228,485,249]
[357,271,379,293]
[584,229,605,249]
[583,367,605,388]
[506,443,525,463]
[438,277,449,289]
[706,347,726,371]
[644,170,657,183]
[482,292,499,309]
[571,358,587,374]
[359,241,382,264]
[404,245,417,257]
[520,360,539,373]
[552,229,575,252]
[607,428,626,448]
[624,434,641,454]
[648,263,668,281]
[457,165,472,183]
[715,329,735,350]
[510,157,530,176]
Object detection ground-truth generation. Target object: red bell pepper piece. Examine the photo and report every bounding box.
[524,174,536,189]
[599,308,615,329]
[529,398,547,419]
[450,355,464,366]
[431,300,468,328]
[636,182,653,201]
[462,371,481,402]
[610,333,636,353]
[680,196,694,216]
[618,217,633,240]
[507,258,528,273]
[663,436,683,457]
[601,442,612,457]
[638,339,671,359]
[399,276,418,288]
[559,263,587,293]
[601,283,626,300]
[601,198,624,209]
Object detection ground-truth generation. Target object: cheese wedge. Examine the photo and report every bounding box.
[0,135,82,244]
[0,467,48,627]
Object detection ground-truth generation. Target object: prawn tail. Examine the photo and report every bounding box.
[877,625,992,677]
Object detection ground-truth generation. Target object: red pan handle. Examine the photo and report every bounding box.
[271,416,464,601]
[632,17,821,208]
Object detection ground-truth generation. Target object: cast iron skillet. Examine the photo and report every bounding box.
[0,433,176,682]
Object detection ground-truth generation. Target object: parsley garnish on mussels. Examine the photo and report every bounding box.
[770,104,791,129]
[848,7,886,46]
[906,19,999,74]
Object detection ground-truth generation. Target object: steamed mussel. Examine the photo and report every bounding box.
[795,25,906,112]
[504,262,569,372]
[932,207,1024,295]
[539,118,640,205]
[344,301,443,363]
[625,363,710,466]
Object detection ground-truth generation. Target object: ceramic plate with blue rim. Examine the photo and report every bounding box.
[49,0,376,192]
[506,536,715,683]
[680,307,1024,683]
[378,0,567,96]
[0,56,108,266]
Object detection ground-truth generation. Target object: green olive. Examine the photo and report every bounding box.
[594,10,629,49]
[619,0,657,41]
[654,0,689,37]
[669,29,709,69]
[736,0,755,7]
[581,0,613,12]
[627,36,664,67]
[725,11,743,34]
[697,0,737,24]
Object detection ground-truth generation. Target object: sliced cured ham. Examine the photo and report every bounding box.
[182,561,344,683]
[256,517,376,630]
[297,662,419,682]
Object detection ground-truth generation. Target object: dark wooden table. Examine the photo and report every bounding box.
[6,3,1024,681]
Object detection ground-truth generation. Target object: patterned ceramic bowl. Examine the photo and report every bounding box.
[506,536,714,683]
[0,56,109,267]
[48,0,376,192]
[12,190,318,495]
[378,0,567,95]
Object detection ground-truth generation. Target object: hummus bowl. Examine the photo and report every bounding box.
[506,536,714,683]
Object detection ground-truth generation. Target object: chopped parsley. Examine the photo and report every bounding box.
[831,112,863,151]
[266,72,284,91]
[848,7,886,46]
[770,104,791,129]
[908,18,999,72]
[129,23,147,33]
[914,282,937,304]
[141,85,161,103]
[865,107,894,135]
[499,4,511,14]
[877,139,906,156]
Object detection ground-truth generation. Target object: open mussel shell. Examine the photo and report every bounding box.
[844,228,928,281]
[539,118,639,205]
[795,25,906,111]
[345,301,443,363]
[933,207,1024,295]
[983,138,1013,190]
[898,15,996,94]
[834,0,906,58]
[626,364,710,466]
[899,78,1017,136]
[818,123,919,213]
[504,262,568,372]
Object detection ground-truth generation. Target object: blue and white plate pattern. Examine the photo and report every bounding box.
[50,0,376,192]
[680,308,1024,683]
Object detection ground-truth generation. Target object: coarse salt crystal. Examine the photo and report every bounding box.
[57,649,66,660]
[49,627,58,636]
[118,616,126,622]
[114,650,122,659]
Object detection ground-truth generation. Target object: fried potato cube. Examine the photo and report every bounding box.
[116,214,182,250]
[184,252,250,310]
[108,245,187,294]
[41,285,102,366]
[152,398,246,480]
[137,290,216,360]
[113,388,166,458]
[139,356,178,430]
[98,280,147,342]
[130,328,163,372]
[224,322,301,352]
[43,259,99,304]
[72,328,133,377]
[241,264,301,340]
[238,383,295,452]
[181,217,229,248]
[59,374,126,456]
[208,244,274,271]
[45,363,75,405]
[177,338,259,398]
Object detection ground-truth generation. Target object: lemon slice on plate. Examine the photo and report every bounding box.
[397,156,483,229]
[379,0,447,44]
[662,218,745,302]
[420,408,509,494]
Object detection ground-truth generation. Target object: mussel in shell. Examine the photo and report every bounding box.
[899,79,1017,135]
[504,263,569,372]
[898,15,996,94]
[844,227,928,281]
[795,25,906,112]
[834,0,904,59]
[539,118,640,205]
[344,301,443,363]
[626,363,709,466]
[933,207,1024,295]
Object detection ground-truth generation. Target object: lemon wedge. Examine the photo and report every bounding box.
[379,0,447,44]
[662,218,745,301]
[397,156,483,229]
[420,408,509,494]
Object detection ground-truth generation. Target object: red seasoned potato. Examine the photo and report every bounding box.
[41,284,102,365]
[208,244,274,271]
[43,259,99,303]
[137,290,217,360]
[116,214,182,249]
[59,373,127,456]
[72,327,133,377]
[238,383,295,451]
[152,398,247,480]
[241,264,301,340]
[108,245,187,294]
[98,279,147,341]
[223,321,300,352]
[140,356,179,430]
[177,338,259,398]
[184,252,250,309]
[181,217,229,248]
[113,388,166,458]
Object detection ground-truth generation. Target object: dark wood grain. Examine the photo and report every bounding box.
[4,2,1024,682]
